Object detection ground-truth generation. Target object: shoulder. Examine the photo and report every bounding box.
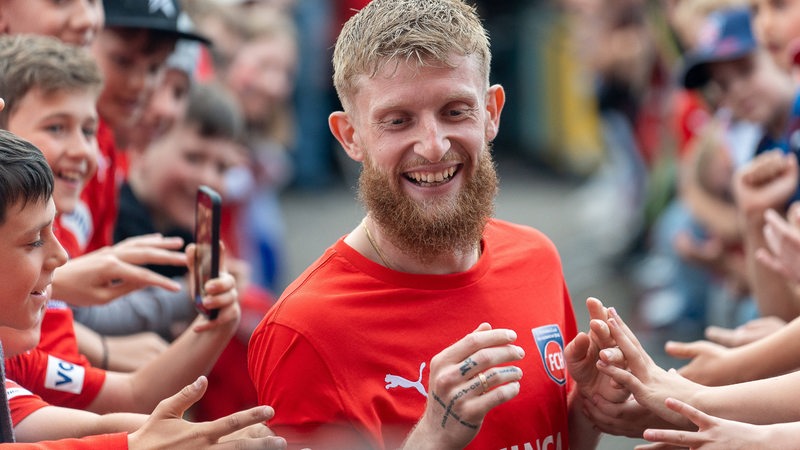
[485,218,559,253]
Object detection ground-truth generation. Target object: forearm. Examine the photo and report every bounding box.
[681,174,740,242]
[15,406,144,442]
[695,370,800,424]
[742,218,800,321]
[568,390,601,450]
[90,314,237,414]
[723,315,800,382]
[72,284,194,340]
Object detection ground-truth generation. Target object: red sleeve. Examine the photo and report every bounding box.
[6,380,48,427]
[5,351,106,411]
[247,322,371,450]
[0,433,128,449]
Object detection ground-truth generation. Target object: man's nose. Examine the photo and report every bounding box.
[413,114,450,162]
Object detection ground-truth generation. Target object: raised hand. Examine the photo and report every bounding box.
[401,323,524,450]
[756,208,800,283]
[128,376,287,449]
[704,316,785,347]
[565,297,629,404]
[185,243,240,333]
[642,398,769,450]
[595,308,701,429]
[53,233,186,306]
[665,340,740,386]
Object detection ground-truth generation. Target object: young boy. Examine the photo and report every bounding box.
[62,0,209,256]
[0,128,278,448]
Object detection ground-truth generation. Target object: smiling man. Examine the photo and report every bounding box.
[247,1,606,449]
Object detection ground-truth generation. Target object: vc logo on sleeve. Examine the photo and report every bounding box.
[45,355,86,394]
[532,324,566,385]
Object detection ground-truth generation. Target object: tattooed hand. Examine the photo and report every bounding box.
[400,323,524,450]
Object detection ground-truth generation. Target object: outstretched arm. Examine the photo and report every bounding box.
[733,151,800,321]
[14,377,282,448]
[401,323,524,450]
[641,398,793,450]
[86,244,240,414]
[599,307,800,425]
[666,313,800,385]
[53,234,186,306]
[128,376,284,450]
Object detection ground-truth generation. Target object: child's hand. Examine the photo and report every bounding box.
[733,150,798,221]
[185,243,241,333]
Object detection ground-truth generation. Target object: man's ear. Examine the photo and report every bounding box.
[329,111,365,162]
[484,84,505,141]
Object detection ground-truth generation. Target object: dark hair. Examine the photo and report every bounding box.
[0,130,54,226]
[0,34,103,128]
[185,83,243,141]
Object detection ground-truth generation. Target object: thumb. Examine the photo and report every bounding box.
[152,375,207,419]
[664,340,701,359]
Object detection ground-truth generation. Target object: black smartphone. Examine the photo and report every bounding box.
[193,185,221,320]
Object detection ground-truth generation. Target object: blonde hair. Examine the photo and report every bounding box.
[332,0,490,110]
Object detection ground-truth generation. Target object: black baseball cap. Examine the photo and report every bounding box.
[103,0,211,45]
[679,7,756,90]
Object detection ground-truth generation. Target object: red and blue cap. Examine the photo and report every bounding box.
[680,7,756,89]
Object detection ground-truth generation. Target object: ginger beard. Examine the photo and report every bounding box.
[358,143,498,263]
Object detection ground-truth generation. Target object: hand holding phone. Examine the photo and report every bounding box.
[194,186,221,320]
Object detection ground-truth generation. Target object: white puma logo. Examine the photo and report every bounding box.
[385,362,427,398]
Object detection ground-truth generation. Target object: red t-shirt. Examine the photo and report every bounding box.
[5,380,48,426]
[37,305,87,364]
[5,348,106,414]
[248,219,577,450]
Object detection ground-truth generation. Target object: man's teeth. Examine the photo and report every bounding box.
[31,289,45,295]
[407,166,457,183]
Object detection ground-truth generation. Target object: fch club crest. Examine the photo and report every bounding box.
[532,324,566,385]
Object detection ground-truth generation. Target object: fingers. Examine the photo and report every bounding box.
[589,318,615,350]
[434,325,518,367]
[663,340,703,360]
[663,397,714,429]
[563,332,590,366]
[642,428,704,447]
[595,358,641,393]
[153,376,209,419]
[586,297,609,322]
[107,264,183,294]
[201,406,278,448]
[116,233,185,251]
[113,246,187,267]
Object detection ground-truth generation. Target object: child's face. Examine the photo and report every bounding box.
[92,28,175,132]
[0,197,67,331]
[0,0,104,48]
[134,124,238,231]
[127,68,191,151]
[224,34,297,124]
[708,52,792,125]
[7,88,99,215]
[751,0,800,70]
